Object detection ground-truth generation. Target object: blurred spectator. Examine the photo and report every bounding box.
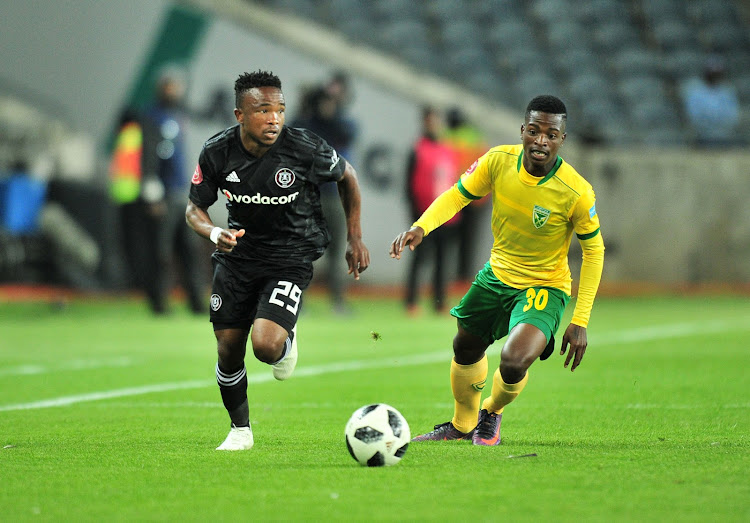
[681,57,741,148]
[111,67,206,315]
[193,86,237,128]
[292,71,358,314]
[442,107,488,282]
[404,106,460,314]
[109,108,149,293]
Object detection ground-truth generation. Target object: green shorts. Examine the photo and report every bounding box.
[450,262,570,345]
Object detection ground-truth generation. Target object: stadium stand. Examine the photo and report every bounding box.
[252,0,750,145]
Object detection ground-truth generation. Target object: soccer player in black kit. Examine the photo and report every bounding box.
[186,71,370,450]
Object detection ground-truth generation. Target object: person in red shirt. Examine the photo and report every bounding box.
[404,106,460,314]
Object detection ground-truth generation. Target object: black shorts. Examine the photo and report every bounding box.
[209,254,313,332]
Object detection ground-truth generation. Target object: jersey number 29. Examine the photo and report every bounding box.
[269,281,302,314]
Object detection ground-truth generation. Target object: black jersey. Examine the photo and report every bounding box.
[189,125,346,264]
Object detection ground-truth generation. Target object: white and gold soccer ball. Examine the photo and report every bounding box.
[344,403,410,467]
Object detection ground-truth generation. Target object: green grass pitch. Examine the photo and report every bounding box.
[1,294,748,521]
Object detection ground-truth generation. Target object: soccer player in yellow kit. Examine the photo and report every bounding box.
[390,96,604,445]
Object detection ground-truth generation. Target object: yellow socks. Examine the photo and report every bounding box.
[481,368,529,414]
[450,356,488,433]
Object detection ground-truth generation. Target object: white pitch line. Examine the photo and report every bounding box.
[0,320,746,412]
[0,357,136,378]
[0,351,468,412]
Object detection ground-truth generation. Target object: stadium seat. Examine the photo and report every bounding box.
[577,0,629,22]
[438,21,479,48]
[661,49,707,82]
[687,0,739,25]
[375,20,430,54]
[465,70,507,100]
[639,0,689,27]
[485,19,537,52]
[651,20,698,52]
[516,71,564,102]
[567,74,612,103]
[618,76,667,105]
[701,22,748,53]
[611,47,662,78]
[629,99,678,128]
[531,0,577,24]
[423,0,466,24]
[546,21,588,52]
[592,21,640,53]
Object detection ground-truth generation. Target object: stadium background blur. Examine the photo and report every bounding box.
[1,0,749,296]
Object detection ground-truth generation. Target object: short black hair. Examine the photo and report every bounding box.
[525,95,567,122]
[234,70,282,108]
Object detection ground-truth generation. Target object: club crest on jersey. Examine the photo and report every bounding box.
[210,294,222,311]
[192,164,203,185]
[532,205,551,229]
[275,168,295,188]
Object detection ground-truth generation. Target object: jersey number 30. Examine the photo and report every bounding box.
[523,288,549,312]
[269,281,302,314]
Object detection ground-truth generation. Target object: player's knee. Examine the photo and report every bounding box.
[452,331,487,365]
[499,348,534,382]
[251,339,284,364]
[217,341,245,369]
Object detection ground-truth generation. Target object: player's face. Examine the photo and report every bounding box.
[235,86,286,151]
[521,111,566,176]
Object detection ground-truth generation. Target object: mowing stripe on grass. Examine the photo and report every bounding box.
[1,320,746,413]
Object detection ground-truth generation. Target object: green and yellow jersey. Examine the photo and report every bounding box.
[413,144,604,327]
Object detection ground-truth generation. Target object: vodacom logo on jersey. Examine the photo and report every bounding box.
[223,190,299,205]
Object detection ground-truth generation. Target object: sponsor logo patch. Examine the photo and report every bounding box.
[589,203,597,218]
[225,171,240,183]
[223,190,299,205]
[191,164,203,185]
[465,159,479,175]
[532,205,551,229]
[275,168,295,188]
[210,294,222,311]
[329,149,340,171]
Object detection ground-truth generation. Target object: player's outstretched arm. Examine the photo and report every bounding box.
[389,226,425,260]
[560,323,587,372]
[185,201,245,253]
[337,161,369,280]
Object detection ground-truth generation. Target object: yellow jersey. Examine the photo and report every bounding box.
[413,144,604,327]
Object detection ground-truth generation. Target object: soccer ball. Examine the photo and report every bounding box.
[344,403,410,467]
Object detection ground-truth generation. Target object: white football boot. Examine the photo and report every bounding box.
[216,424,254,451]
[272,325,298,381]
